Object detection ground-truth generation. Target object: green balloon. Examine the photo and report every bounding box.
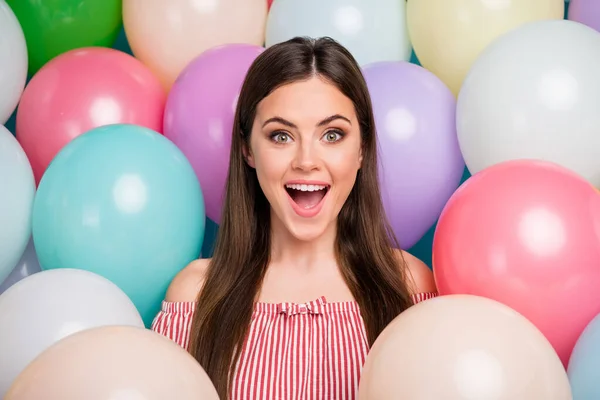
[5,0,122,76]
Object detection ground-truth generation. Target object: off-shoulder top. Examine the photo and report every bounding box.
[152,292,438,399]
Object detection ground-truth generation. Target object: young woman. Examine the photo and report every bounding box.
[152,36,438,399]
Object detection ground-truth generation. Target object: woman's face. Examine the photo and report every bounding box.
[246,76,363,242]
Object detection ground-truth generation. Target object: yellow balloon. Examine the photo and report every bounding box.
[407,0,564,96]
[123,0,267,90]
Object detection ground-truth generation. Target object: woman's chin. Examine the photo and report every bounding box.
[279,212,336,243]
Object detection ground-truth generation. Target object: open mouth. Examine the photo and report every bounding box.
[285,183,330,210]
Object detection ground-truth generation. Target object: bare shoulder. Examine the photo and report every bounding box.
[394,249,437,294]
[165,258,211,302]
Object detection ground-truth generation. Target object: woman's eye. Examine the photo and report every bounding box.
[323,130,343,142]
[272,132,291,143]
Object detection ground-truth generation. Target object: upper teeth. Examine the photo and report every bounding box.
[286,184,327,192]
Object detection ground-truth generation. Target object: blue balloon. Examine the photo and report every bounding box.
[568,313,600,399]
[32,124,205,326]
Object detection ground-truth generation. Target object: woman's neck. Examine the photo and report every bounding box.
[268,213,337,273]
[259,211,355,304]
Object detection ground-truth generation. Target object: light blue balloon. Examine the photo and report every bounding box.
[0,125,35,284]
[568,313,600,399]
[266,0,412,65]
[32,124,205,326]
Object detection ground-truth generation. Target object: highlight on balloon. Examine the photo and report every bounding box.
[1,0,600,399]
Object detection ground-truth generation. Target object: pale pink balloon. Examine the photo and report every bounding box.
[359,295,572,399]
[16,47,166,184]
[6,326,219,400]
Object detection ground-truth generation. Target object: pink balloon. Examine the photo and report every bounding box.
[433,159,600,366]
[16,47,166,184]
[164,44,264,223]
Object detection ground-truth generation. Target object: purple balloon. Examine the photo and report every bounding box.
[363,61,464,249]
[164,44,264,223]
[569,0,600,32]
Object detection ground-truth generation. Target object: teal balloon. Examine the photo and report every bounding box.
[32,124,205,326]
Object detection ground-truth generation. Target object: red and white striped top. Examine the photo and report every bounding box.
[152,292,437,399]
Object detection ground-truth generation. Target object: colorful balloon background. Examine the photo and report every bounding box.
[123,0,268,90]
[433,159,600,366]
[1,0,582,283]
[0,268,144,397]
[16,47,166,184]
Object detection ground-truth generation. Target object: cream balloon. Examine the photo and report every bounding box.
[457,20,600,187]
[407,0,564,96]
[6,326,219,400]
[358,295,572,400]
[123,0,267,90]
[266,0,412,65]
[0,1,27,124]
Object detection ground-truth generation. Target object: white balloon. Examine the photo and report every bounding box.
[266,0,411,65]
[457,20,600,186]
[0,269,144,397]
[0,126,35,284]
[0,2,27,124]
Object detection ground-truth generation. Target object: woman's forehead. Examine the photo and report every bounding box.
[254,77,357,125]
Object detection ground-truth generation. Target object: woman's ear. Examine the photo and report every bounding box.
[243,144,255,168]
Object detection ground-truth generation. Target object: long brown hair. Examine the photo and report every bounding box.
[188,36,413,398]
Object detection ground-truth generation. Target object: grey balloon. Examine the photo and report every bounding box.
[0,238,41,296]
